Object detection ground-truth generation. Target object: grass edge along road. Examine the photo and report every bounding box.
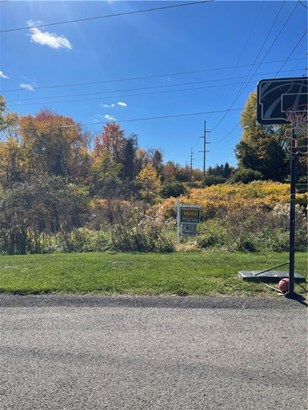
[0,252,307,297]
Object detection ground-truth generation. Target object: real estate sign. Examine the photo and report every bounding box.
[175,203,201,241]
[180,208,201,224]
[181,223,197,236]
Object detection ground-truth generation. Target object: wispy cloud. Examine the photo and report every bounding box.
[20,83,34,91]
[104,114,116,121]
[100,101,128,108]
[27,20,72,50]
[0,70,9,79]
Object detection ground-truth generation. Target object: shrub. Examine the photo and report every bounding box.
[266,203,307,252]
[158,181,307,221]
[232,168,264,183]
[269,203,307,231]
[196,203,307,252]
[111,214,175,252]
[202,175,226,186]
[59,229,110,253]
[160,181,186,198]
[0,175,89,254]
[197,220,226,249]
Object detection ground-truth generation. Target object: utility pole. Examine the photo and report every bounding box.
[189,147,194,182]
[199,121,210,176]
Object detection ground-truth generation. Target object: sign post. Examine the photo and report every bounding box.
[176,201,180,243]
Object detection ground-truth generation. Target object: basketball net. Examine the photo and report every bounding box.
[285,104,308,155]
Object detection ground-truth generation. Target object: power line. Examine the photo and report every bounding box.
[205,1,304,151]
[5,75,259,103]
[275,29,308,77]
[18,108,243,131]
[0,1,214,33]
[210,1,301,133]
[2,58,304,93]
[81,107,243,126]
[298,1,308,10]
[210,1,288,132]
[248,1,301,75]
[5,68,303,106]
[219,29,308,142]
[230,1,286,103]
[212,26,307,147]
[5,83,247,108]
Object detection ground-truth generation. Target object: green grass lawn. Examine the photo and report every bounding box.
[0,251,306,297]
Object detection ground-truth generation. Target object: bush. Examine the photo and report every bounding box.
[60,229,110,253]
[266,203,307,252]
[202,175,226,186]
[160,181,186,198]
[0,175,89,254]
[196,203,307,252]
[197,220,226,249]
[111,214,175,252]
[158,181,307,221]
[232,168,264,184]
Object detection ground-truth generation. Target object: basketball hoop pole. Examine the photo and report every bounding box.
[257,77,308,297]
[288,128,296,297]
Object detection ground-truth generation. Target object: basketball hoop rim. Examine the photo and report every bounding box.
[285,103,308,131]
[284,103,308,114]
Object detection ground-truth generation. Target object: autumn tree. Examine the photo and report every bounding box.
[19,109,86,178]
[162,160,177,182]
[147,148,163,176]
[235,92,288,181]
[0,97,22,187]
[90,150,122,198]
[94,122,125,163]
[92,123,141,198]
[136,163,162,203]
[0,96,19,141]
[0,137,25,188]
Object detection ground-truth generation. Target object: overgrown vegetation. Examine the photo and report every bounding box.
[196,203,307,252]
[0,95,307,255]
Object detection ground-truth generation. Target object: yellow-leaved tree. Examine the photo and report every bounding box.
[136,163,161,204]
[235,92,289,181]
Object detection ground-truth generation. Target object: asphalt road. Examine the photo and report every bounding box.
[0,295,307,410]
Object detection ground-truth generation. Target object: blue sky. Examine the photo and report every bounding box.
[0,1,307,170]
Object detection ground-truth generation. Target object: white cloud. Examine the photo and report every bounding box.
[101,103,115,108]
[20,83,34,91]
[27,20,72,50]
[100,102,127,108]
[104,114,116,121]
[0,71,9,79]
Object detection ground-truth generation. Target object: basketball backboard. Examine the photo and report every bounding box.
[257,77,308,124]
